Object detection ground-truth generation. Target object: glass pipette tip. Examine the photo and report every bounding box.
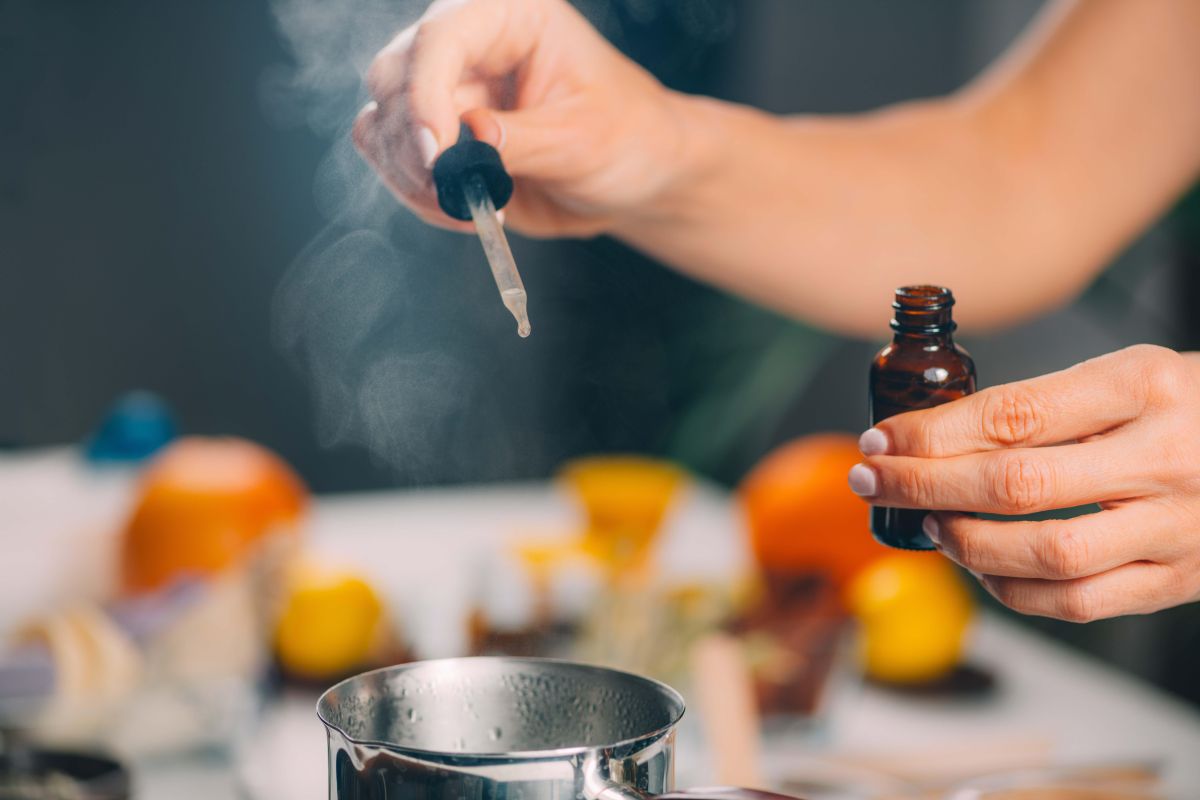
[463,172,530,338]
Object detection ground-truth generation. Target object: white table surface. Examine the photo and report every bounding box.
[5,451,1200,798]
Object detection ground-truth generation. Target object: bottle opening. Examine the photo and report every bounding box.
[894,285,954,310]
[892,285,955,333]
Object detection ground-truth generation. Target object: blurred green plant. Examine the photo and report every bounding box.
[665,294,832,484]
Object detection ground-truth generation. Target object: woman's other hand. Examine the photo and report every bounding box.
[850,345,1200,622]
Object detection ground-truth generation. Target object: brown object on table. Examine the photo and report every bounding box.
[727,572,847,717]
[466,610,578,659]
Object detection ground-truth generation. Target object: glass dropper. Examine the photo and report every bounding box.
[462,172,530,338]
[431,125,530,339]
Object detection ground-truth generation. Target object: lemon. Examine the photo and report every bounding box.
[274,562,384,680]
[846,553,973,684]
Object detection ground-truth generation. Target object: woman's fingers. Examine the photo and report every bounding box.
[926,508,1181,580]
[850,440,1149,515]
[353,102,477,233]
[475,105,584,177]
[979,561,1193,622]
[366,0,547,151]
[355,0,545,221]
[849,346,1200,623]
[863,345,1188,458]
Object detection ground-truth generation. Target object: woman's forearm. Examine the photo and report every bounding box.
[615,0,1200,339]
[616,96,1035,337]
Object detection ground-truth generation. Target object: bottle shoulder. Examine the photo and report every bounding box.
[871,337,976,386]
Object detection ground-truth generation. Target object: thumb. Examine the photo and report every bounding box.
[462,106,578,179]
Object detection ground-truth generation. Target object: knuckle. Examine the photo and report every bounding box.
[1129,344,1188,404]
[1157,565,1191,605]
[405,22,433,71]
[364,57,387,97]
[908,417,940,457]
[1054,582,1101,623]
[894,464,936,508]
[1155,436,1188,469]
[980,387,1044,447]
[365,38,408,98]
[942,521,981,568]
[411,15,441,44]
[1148,437,1196,491]
[400,23,451,110]
[987,577,1024,613]
[1034,525,1090,579]
[1125,342,1176,365]
[989,452,1055,514]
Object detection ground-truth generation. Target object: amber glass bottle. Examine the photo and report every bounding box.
[869,286,976,549]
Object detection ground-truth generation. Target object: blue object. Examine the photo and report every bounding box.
[84,391,177,463]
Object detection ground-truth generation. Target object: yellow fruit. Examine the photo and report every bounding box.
[559,456,684,569]
[846,553,973,684]
[274,563,384,680]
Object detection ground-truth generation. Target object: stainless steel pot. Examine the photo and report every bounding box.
[317,657,804,800]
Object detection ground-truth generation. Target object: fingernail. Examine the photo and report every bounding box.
[848,464,878,497]
[496,209,506,225]
[858,427,889,456]
[495,118,507,153]
[415,125,439,169]
[922,513,940,544]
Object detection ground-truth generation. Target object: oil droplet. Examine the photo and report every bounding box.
[407,708,420,723]
[488,727,503,741]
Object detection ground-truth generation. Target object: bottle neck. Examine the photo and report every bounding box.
[892,328,955,347]
[890,285,956,341]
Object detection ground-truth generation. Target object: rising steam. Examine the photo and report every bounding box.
[264,0,737,483]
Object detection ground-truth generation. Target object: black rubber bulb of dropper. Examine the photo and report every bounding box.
[432,123,514,222]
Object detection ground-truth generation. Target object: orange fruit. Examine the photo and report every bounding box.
[738,433,886,587]
[120,437,307,593]
[847,553,973,684]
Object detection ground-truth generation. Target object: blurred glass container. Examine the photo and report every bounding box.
[4,579,262,760]
[728,572,855,739]
[468,538,598,660]
[3,437,308,760]
[559,456,684,576]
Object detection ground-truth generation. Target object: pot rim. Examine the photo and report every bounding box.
[316,656,687,761]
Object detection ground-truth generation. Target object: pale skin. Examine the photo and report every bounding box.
[354,0,1200,620]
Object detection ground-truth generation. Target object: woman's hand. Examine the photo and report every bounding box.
[849,345,1200,622]
[353,0,697,237]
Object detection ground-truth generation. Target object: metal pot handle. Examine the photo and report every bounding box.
[659,788,805,800]
[595,785,805,800]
